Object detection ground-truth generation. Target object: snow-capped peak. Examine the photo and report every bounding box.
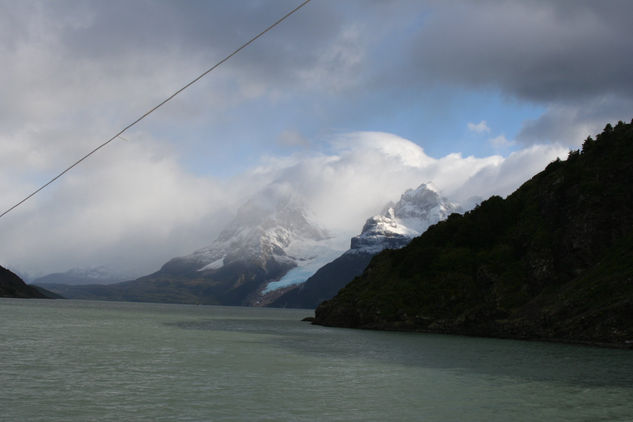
[348,183,461,254]
[167,185,332,273]
[156,184,347,300]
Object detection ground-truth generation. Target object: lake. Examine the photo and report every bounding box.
[1,298,632,421]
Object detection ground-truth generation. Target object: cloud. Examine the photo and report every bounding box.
[516,98,633,147]
[468,120,490,134]
[489,134,514,149]
[277,130,310,148]
[233,132,566,236]
[401,0,633,145]
[3,0,629,154]
[0,131,566,277]
[0,1,374,131]
[450,143,568,202]
[0,134,235,277]
[408,1,633,102]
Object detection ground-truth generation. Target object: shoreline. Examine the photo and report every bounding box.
[311,320,633,350]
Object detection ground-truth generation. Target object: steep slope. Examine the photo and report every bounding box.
[50,186,337,306]
[272,184,461,309]
[314,121,633,347]
[0,265,53,298]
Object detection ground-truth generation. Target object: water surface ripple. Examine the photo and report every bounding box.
[1,299,631,421]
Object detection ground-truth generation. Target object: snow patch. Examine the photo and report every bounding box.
[198,257,224,271]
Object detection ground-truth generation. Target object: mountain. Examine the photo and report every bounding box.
[349,183,462,253]
[47,185,340,306]
[271,184,461,309]
[313,121,633,348]
[34,266,130,286]
[0,265,57,298]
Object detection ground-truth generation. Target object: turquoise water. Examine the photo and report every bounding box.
[1,299,632,421]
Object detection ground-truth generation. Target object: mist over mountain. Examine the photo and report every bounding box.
[271,184,460,309]
[45,185,343,305]
[162,186,330,275]
[1,130,567,280]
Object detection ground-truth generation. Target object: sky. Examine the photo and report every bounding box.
[1,0,632,278]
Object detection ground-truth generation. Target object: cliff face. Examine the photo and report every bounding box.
[0,266,51,298]
[314,121,633,347]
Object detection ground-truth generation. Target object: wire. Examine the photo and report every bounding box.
[0,0,312,220]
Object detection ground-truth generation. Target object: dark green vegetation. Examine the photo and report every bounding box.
[271,252,374,309]
[315,121,633,347]
[0,265,58,298]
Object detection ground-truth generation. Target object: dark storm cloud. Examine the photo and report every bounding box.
[409,0,633,102]
[516,96,633,145]
[4,0,630,141]
[27,0,352,91]
[24,0,433,96]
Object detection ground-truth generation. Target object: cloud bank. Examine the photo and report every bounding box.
[0,131,567,278]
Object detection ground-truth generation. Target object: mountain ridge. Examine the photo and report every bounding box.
[34,266,131,286]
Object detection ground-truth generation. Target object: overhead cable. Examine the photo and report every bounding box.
[0,0,312,220]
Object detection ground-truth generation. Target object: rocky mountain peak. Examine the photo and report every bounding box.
[349,183,461,253]
[164,185,330,274]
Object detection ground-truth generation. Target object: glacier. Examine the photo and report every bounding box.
[263,238,346,293]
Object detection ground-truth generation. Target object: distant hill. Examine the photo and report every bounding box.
[0,265,57,298]
[314,121,633,348]
[34,266,130,286]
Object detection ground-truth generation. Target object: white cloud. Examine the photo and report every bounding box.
[468,120,491,134]
[228,132,565,237]
[450,143,568,202]
[277,130,310,148]
[489,134,515,149]
[0,135,234,277]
